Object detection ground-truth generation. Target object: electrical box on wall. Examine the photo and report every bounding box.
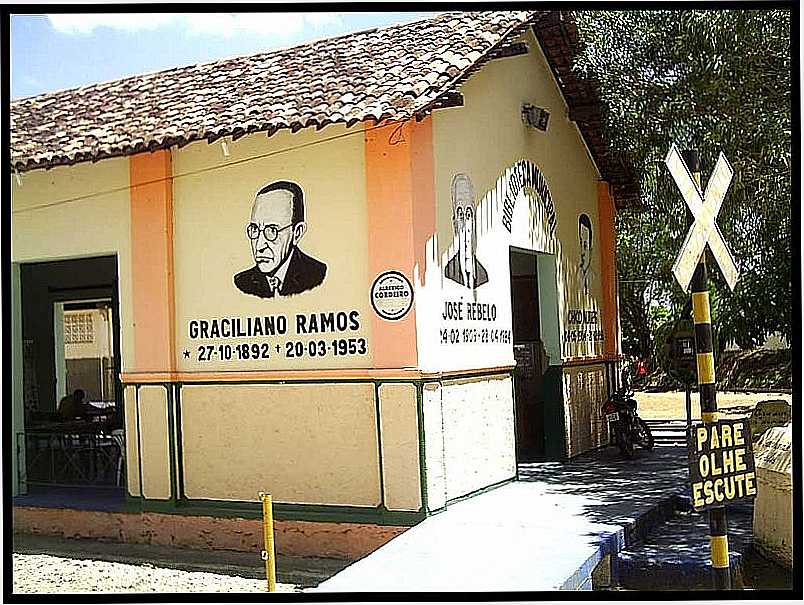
[522,104,550,131]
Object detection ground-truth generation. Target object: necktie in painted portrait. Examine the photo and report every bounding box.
[267,276,281,294]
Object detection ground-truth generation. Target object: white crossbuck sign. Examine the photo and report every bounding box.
[665,144,740,292]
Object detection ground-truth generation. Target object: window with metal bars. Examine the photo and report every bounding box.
[64,312,94,344]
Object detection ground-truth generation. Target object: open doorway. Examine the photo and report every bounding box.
[510,248,547,462]
[20,256,124,495]
[55,299,118,418]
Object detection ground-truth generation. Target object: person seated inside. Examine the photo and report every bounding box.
[57,388,87,422]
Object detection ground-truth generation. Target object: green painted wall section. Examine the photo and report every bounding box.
[122,493,426,526]
[542,365,567,461]
[537,253,562,364]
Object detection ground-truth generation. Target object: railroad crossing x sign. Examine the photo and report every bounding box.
[665,144,740,292]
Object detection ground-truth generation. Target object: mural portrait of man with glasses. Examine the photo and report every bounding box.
[445,173,488,290]
[234,180,327,298]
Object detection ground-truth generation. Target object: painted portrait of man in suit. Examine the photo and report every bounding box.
[578,212,595,295]
[445,173,488,289]
[234,180,326,298]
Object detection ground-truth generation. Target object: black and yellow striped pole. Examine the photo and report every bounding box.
[683,149,730,590]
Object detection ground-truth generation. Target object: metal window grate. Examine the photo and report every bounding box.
[64,312,94,344]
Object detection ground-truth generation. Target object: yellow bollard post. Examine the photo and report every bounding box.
[259,492,277,592]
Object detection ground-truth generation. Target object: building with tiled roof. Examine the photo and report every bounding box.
[11,10,637,203]
[12,11,632,576]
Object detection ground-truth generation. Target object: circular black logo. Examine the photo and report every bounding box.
[370,271,414,321]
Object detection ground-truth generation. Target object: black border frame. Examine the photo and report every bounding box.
[3,2,800,602]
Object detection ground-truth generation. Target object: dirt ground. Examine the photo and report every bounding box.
[11,534,350,594]
[12,553,295,593]
[636,390,792,420]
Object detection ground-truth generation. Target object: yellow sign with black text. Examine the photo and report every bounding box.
[687,419,757,511]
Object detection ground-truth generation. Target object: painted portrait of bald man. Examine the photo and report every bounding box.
[445,173,488,289]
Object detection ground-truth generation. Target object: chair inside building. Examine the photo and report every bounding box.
[19,257,126,503]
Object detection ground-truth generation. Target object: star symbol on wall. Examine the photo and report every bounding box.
[183,349,190,359]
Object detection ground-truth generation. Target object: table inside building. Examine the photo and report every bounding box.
[22,419,124,488]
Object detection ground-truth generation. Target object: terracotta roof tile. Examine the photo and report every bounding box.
[12,11,536,172]
[10,10,639,206]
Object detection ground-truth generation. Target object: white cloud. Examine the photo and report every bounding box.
[47,13,344,38]
[47,14,179,35]
[304,13,344,28]
[206,12,343,37]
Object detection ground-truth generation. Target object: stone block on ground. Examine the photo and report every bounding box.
[752,423,792,569]
[749,400,791,440]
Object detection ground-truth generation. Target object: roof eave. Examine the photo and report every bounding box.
[11,112,402,174]
[529,13,641,210]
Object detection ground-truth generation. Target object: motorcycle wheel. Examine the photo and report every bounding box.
[616,426,634,459]
[636,417,655,450]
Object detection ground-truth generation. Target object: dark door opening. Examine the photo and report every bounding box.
[510,249,546,462]
[20,256,124,492]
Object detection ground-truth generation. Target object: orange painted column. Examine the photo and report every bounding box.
[597,181,619,356]
[365,118,436,369]
[129,149,176,373]
[410,118,437,284]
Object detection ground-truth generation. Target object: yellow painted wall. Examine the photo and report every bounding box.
[432,34,599,246]
[137,385,172,500]
[123,385,140,496]
[180,383,381,505]
[378,383,421,511]
[420,29,612,461]
[171,126,372,372]
[11,158,135,371]
[11,27,614,509]
[422,29,606,372]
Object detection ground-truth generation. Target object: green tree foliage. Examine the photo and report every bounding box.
[572,9,791,358]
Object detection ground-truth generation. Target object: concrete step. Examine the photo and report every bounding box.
[616,502,754,591]
[644,419,689,447]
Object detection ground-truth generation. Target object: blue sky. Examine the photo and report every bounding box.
[11,11,441,99]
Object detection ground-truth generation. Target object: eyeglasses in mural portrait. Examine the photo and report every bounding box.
[234,181,327,298]
[445,173,489,289]
[578,213,595,295]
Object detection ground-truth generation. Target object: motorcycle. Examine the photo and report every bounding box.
[602,368,654,458]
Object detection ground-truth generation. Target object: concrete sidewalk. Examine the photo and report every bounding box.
[313,445,688,592]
